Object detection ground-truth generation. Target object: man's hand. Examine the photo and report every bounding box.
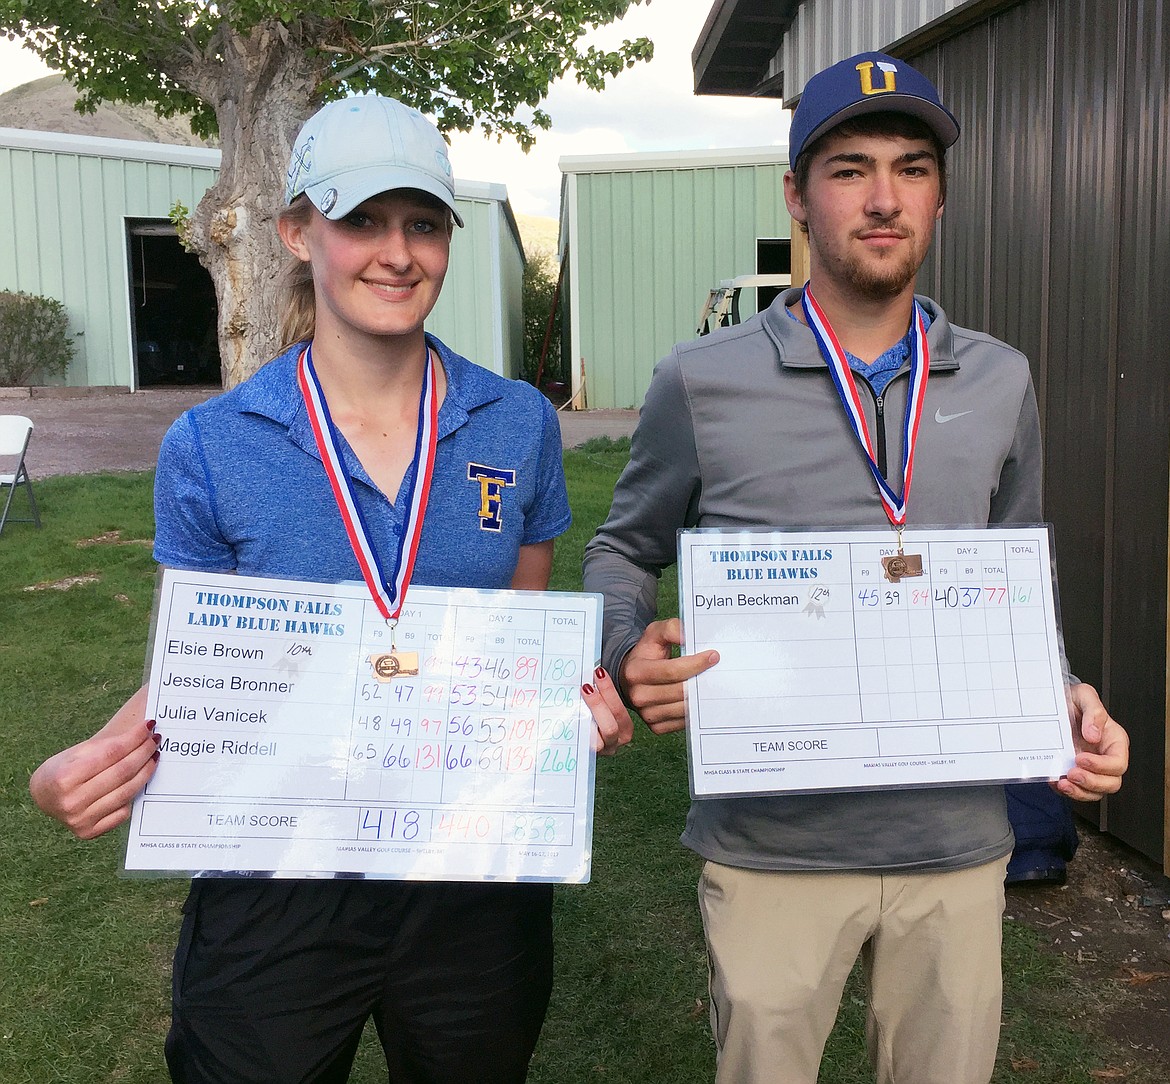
[1053,682,1128,802]
[29,686,160,839]
[619,618,720,734]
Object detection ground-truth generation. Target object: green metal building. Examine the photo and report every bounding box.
[0,127,524,389]
[558,147,791,410]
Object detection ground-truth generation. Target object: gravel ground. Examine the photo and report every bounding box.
[4,386,637,478]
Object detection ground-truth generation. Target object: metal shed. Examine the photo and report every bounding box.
[694,0,1170,871]
[0,127,525,389]
[558,147,790,410]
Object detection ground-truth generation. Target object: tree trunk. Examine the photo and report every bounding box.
[184,24,327,388]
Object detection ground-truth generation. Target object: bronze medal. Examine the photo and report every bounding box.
[368,650,420,681]
[881,552,923,584]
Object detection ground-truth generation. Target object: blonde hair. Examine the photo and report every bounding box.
[277,197,317,350]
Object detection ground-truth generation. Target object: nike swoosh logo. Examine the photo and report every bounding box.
[935,408,974,424]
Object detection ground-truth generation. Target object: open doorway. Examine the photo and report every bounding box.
[128,220,220,388]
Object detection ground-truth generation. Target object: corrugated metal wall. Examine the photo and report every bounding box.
[426,192,524,378]
[498,203,526,381]
[1107,0,1170,862]
[780,0,965,94]
[496,205,526,381]
[911,0,1169,863]
[563,155,790,409]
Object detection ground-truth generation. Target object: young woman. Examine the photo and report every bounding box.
[30,94,632,1083]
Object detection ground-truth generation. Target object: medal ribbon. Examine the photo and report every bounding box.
[297,343,438,621]
[800,286,930,529]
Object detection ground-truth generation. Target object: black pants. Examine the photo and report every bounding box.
[165,878,554,1084]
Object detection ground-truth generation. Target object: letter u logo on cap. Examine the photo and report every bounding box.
[856,60,897,96]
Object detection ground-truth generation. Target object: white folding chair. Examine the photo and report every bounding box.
[0,415,42,535]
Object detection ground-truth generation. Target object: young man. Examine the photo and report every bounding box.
[582,53,1129,1084]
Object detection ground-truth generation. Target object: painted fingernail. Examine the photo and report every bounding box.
[146,719,157,732]
[582,683,596,695]
[152,731,162,744]
[594,666,606,680]
[152,749,161,762]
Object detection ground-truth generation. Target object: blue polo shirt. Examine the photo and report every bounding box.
[153,335,570,589]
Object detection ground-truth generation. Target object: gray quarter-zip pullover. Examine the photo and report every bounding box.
[583,288,1042,871]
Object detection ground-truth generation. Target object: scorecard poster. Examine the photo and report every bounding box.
[678,527,1076,798]
[124,569,600,882]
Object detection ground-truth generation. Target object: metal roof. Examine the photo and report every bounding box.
[692,0,801,97]
[559,145,788,174]
[0,125,221,167]
[0,126,510,204]
[692,0,1021,102]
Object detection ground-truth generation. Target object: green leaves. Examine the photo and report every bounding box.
[0,290,76,385]
[0,0,655,145]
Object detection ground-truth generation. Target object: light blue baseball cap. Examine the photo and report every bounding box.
[285,95,464,227]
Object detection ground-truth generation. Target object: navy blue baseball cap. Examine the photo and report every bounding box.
[788,52,959,167]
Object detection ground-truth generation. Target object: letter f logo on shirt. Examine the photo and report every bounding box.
[468,463,517,531]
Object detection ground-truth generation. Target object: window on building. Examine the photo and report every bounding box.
[756,239,792,311]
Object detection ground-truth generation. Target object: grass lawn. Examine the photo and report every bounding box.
[0,441,1151,1082]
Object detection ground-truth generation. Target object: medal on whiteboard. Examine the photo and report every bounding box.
[882,530,924,583]
[368,650,421,680]
[881,552,924,583]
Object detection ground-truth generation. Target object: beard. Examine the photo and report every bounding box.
[810,220,927,302]
[839,244,921,300]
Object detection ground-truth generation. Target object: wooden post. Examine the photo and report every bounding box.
[790,220,811,287]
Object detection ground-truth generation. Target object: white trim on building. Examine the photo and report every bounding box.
[560,145,790,176]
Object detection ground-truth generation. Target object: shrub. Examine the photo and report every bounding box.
[522,248,565,388]
[0,290,77,385]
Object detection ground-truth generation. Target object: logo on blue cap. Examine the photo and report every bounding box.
[855,59,898,96]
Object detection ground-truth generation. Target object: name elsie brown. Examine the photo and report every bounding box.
[168,639,268,660]
[694,592,800,609]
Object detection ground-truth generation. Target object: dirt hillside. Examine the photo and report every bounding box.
[0,74,214,146]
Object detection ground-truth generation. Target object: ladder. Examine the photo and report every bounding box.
[696,274,791,336]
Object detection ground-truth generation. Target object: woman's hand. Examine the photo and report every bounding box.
[29,686,160,839]
[582,667,635,755]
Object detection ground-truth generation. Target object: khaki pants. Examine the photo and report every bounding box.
[698,857,1009,1084]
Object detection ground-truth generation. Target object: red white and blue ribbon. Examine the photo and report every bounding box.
[800,286,930,529]
[297,343,438,622]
